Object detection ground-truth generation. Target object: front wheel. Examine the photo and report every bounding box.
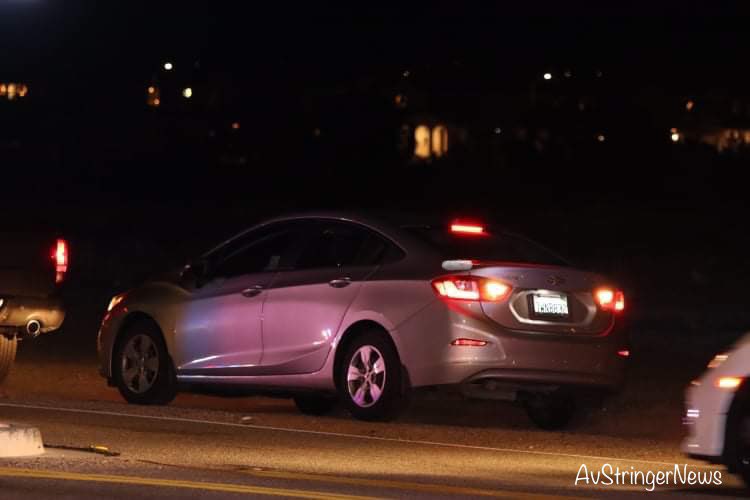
[338,331,406,421]
[113,321,177,405]
[0,335,17,384]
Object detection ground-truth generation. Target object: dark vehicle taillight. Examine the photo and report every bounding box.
[52,238,68,283]
[594,287,624,312]
[432,276,512,302]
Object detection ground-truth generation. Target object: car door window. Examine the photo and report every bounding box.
[212,222,306,279]
[295,221,395,270]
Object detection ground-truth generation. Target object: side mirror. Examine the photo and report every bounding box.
[180,259,210,289]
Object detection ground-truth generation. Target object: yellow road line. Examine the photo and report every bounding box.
[243,468,580,500]
[0,467,378,500]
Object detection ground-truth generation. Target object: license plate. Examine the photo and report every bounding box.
[532,294,569,317]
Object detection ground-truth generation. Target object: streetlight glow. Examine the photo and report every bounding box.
[182,87,193,98]
[163,62,173,71]
[543,72,552,80]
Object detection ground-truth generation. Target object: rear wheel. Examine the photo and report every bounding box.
[113,321,177,405]
[0,335,17,384]
[338,331,405,421]
[524,391,576,430]
[293,394,338,416]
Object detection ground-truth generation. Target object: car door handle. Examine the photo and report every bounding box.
[329,277,352,288]
[241,285,264,297]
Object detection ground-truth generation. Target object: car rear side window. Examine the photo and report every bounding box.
[405,227,568,266]
[295,221,400,270]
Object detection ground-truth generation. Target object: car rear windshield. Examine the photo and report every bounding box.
[404,226,569,266]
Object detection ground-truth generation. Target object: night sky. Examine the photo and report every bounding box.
[2,2,750,311]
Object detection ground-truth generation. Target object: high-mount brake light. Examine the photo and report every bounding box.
[450,223,485,235]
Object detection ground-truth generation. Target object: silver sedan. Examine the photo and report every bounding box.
[98,213,628,428]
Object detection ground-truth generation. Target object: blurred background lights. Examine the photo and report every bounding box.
[163,62,173,71]
[0,82,29,100]
[543,72,552,80]
[182,87,193,98]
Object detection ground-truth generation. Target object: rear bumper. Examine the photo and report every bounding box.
[0,295,65,335]
[463,367,622,390]
[394,300,628,392]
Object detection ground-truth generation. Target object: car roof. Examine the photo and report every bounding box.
[202,211,435,259]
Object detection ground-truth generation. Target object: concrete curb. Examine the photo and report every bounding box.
[0,422,44,457]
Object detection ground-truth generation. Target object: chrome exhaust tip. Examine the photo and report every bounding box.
[25,320,41,339]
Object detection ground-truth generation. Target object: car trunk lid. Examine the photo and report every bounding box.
[471,262,613,336]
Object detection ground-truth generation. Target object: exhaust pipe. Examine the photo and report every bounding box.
[25,320,41,339]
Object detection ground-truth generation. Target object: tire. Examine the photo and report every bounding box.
[0,335,17,384]
[338,331,405,421]
[293,393,338,416]
[524,391,576,430]
[112,320,177,405]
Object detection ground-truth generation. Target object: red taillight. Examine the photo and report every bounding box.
[595,287,625,312]
[432,276,512,302]
[450,223,485,235]
[52,238,68,283]
[617,349,630,358]
[451,338,488,347]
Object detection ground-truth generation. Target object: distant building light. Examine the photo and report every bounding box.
[313,127,321,137]
[670,129,681,142]
[163,62,174,71]
[414,125,431,159]
[671,133,680,142]
[414,124,449,159]
[685,100,695,111]
[0,82,28,101]
[595,70,603,78]
[147,86,161,107]
[563,69,572,78]
[182,87,193,98]
[596,134,606,142]
[394,93,407,109]
[494,127,502,135]
[231,121,240,130]
[431,125,448,158]
[543,72,552,80]
[402,69,410,78]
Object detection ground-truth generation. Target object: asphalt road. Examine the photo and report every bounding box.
[0,342,747,499]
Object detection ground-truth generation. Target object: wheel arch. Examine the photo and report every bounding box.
[110,311,173,377]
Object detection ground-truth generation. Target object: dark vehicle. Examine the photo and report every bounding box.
[0,234,68,381]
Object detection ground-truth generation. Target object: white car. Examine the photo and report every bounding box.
[682,332,750,487]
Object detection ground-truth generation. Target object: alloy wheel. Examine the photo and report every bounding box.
[346,345,386,408]
[120,334,160,394]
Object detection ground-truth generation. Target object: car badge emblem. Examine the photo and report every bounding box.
[547,275,565,286]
